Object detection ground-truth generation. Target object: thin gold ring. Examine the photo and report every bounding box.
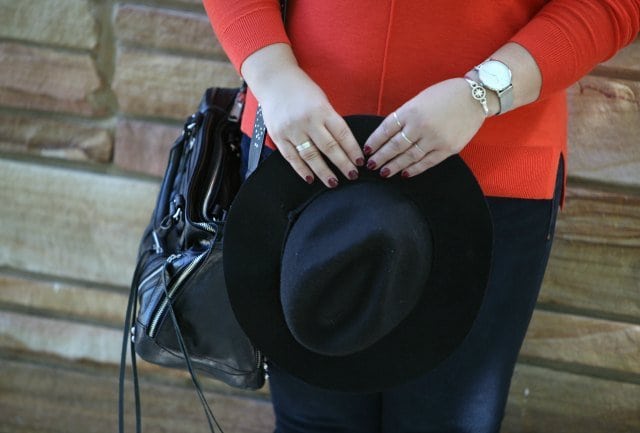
[400,131,414,145]
[392,111,403,129]
[295,140,313,153]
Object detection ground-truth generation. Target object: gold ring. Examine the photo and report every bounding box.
[392,112,403,129]
[400,131,414,145]
[295,140,313,152]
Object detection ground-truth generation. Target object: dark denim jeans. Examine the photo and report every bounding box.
[241,136,563,433]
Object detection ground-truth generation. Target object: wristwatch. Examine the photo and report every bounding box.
[474,59,513,115]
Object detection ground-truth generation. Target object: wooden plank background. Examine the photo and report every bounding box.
[0,1,638,432]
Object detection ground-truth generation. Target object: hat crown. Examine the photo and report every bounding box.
[280,182,432,356]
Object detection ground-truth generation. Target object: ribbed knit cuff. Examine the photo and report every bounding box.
[510,16,579,100]
[510,0,640,100]
[218,7,291,73]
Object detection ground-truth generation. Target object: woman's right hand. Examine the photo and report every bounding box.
[241,44,364,187]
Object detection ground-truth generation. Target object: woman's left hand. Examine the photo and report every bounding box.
[364,77,488,178]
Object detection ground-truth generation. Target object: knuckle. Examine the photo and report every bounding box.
[405,106,420,119]
[319,139,339,152]
[279,147,298,161]
[332,125,351,142]
[388,138,404,152]
[382,122,393,137]
[423,154,442,167]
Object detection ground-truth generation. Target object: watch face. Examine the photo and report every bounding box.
[478,61,512,91]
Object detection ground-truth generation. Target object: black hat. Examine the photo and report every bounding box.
[223,115,492,392]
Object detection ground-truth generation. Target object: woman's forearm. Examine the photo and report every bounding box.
[240,43,301,102]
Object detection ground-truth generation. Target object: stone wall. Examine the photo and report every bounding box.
[0,1,639,432]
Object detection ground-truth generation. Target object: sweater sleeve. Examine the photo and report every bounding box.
[510,0,640,99]
[202,0,290,73]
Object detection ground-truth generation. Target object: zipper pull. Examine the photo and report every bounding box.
[152,230,163,254]
[169,195,185,222]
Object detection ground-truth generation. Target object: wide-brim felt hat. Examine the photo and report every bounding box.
[223,115,493,392]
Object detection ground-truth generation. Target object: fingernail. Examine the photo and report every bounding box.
[363,146,372,156]
[401,170,410,179]
[355,157,365,167]
[348,170,359,180]
[366,160,377,170]
[380,167,391,178]
[328,177,339,188]
[305,175,314,184]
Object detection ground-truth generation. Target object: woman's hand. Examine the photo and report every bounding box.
[241,44,364,188]
[364,78,488,178]
[259,66,364,187]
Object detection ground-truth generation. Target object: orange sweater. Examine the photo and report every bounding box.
[204,0,639,199]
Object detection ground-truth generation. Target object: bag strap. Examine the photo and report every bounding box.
[119,253,225,433]
[119,257,143,433]
[246,106,266,179]
[245,0,288,179]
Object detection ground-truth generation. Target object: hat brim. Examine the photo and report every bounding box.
[223,115,492,392]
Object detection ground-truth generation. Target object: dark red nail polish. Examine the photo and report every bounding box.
[380,167,391,178]
[355,157,365,167]
[305,175,314,184]
[348,170,359,180]
[363,146,372,156]
[401,170,410,178]
[366,160,377,170]
[328,177,339,188]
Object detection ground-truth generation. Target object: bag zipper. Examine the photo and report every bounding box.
[144,249,265,374]
[193,221,220,234]
[148,251,208,337]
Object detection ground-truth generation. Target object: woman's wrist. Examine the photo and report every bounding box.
[240,43,301,100]
[463,42,542,116]
[462,72,501,117]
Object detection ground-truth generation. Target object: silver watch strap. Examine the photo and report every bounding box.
[496,85,514,115]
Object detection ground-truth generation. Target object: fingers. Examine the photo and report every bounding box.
[376,140,429,178]
[308,117,363,183]
[363,112,404,156]
[401,149,451,177]
[364,111,421,173]
[323,115,366,169]
[276,139,316,185]
[365,128,418,171]
[289,137,339,188]
[364,110,458,179]
[272,111,364,188]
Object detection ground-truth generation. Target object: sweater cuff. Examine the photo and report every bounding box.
[510,0,640,100]
[510,17,580,100]
[217,8,291,73]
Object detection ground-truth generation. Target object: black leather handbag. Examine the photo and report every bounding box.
[119,86,268,433]
[119,4,286,432]
[124,86,264,389]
